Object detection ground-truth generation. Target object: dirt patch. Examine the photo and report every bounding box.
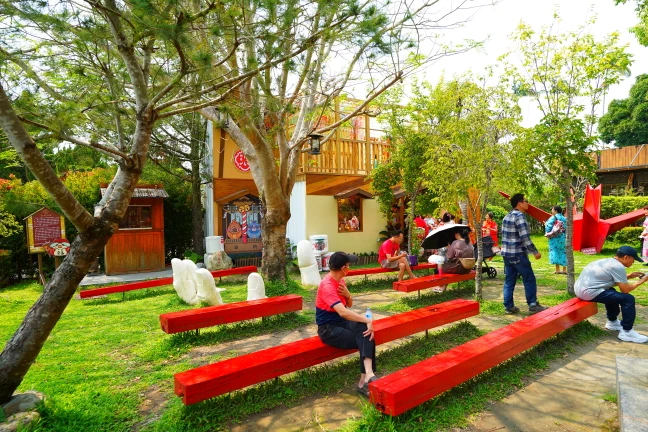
[132,385,169,431]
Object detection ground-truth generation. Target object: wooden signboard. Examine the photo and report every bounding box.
[25,208,66,254]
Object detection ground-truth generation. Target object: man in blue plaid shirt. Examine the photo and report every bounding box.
[501,193,547,314]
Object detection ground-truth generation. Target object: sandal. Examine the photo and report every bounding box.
[357,376,379,398]
[433,286,447,293]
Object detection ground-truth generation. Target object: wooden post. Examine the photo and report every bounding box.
[54,256,60,269]
[37,253,47,285]
[365,114,371,173]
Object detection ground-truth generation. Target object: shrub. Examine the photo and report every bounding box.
[600,196,648,220]
[610,227,643,249]
[486,205,508,223]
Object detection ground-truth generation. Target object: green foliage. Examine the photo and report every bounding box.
[486,205,508,223]
[600,196,648,219]
[599,75,648,147]
[183,250,200,263]
[610,227,643,249]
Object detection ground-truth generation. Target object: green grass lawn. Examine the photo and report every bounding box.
[1,235,646,431]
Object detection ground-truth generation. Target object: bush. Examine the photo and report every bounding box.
[610,227,643,249]
[486,205,508,223]
[600,196,648,220]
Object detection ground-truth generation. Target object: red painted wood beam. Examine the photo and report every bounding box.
[78,266,258,298]
[174,299,479,405]
[159,294,303,334]
[346,263,436,277]
[393,271,476,293]
[369,298,597,416]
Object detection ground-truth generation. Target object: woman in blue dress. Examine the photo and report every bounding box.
[545,205,567,274]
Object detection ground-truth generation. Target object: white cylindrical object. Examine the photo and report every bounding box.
[309,235,328,253]
[206,236,224,253]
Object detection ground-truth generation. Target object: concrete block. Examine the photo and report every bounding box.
[616,356,648,432]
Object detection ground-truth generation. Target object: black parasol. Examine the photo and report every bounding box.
[421,224,470,250]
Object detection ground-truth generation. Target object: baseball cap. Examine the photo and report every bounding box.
[617,246,644,262]
[328,252,359,270]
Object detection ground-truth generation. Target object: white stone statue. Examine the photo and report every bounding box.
[195,268,226,305]
[297,239,321,286]
[247,272,267,300]
[171,258,199,305]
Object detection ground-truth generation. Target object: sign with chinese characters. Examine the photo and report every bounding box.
[25,208,67,254]
[233,149,250,172]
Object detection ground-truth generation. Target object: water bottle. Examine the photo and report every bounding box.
[365,307,373,321]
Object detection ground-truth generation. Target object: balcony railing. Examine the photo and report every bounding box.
[298,137,391,176]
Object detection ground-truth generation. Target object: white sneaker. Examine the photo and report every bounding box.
[605,320,623,331]
[618,329,648,344]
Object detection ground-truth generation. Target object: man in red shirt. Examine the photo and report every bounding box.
[378,230,415,281]
[316,252,377,397]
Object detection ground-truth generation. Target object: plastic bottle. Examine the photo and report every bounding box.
[365,307,373,321]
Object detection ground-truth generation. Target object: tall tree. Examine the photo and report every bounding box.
[149,113,209,255]
[501,17,631,294]
[599,74,648,147]
[0,0,317,403]
[200,0,492,280]
[373,85,438,255]
[413,77,520,299]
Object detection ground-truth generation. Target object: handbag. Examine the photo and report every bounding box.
[545,219,565,239]
[458,257,476,269]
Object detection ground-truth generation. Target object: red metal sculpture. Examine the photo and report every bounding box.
[500,185,644,253]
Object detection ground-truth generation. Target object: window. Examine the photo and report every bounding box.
[119,206,152,229]
[337,195,362,232]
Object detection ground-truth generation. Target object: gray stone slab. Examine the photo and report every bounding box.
[616,355,648,432]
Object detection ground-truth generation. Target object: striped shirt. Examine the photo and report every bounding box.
[501,209,538,257]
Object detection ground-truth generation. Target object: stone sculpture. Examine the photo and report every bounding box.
[247,272,267,300]
[195,268,226,305]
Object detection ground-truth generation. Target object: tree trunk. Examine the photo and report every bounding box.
[408,191,418,255]
[469,210,483,300]
[0,221,114,403]
[191,162,205,256]
[260,195,291,281]
[563,181,576,296]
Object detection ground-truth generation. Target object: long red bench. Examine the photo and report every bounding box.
[369,298,597,416]
[174,299,479,405]
[79,266,257,299]
[346,263,436,277]
[393,271,476,293]
[159,294,303,334]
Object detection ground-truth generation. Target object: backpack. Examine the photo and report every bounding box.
[545,218,565,239]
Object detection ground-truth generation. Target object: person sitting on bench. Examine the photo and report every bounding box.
[575,245,648,344]
[435,227,475,293]
[316,252,377,397]
[378,230,415,281]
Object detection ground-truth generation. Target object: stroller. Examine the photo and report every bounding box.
[474,236,498,278]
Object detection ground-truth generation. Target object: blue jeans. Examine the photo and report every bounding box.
[591,289,636,331]
[503,254,538,310]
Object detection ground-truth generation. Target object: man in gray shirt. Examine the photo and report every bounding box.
[575,246,648,343]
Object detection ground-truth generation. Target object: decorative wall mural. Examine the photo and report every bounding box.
[233,149,250,172]
[222,195,263,246]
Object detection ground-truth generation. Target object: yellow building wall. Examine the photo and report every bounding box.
[305,195,383,254]
[213,127,254,180]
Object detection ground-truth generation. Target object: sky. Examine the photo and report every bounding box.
[403,0,648,127]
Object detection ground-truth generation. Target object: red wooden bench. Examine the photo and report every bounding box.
[174,299,479,405]
[393,271,476,295]
[345,263,437,278]
[369,298,597,416]
[79,266,257,299]
[159,294,303,334]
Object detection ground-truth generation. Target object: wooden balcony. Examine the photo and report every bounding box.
[298,137,390,176]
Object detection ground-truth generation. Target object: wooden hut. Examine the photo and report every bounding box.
[102,184,168,275]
